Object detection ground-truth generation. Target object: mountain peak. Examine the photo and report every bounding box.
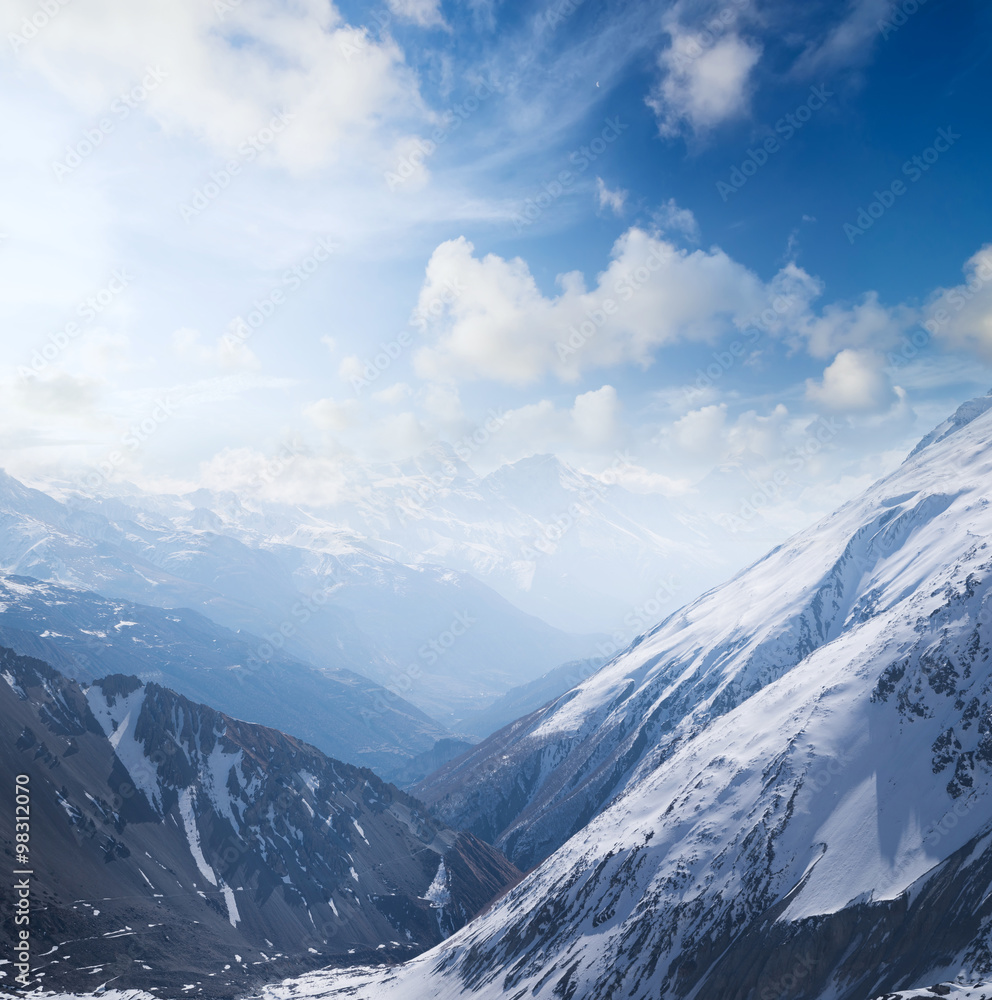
[907,388,992,459]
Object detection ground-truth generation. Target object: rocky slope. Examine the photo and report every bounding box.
[261,390,992,999]
[0,648,520,997]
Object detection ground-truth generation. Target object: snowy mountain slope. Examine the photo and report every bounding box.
[260,392,992,999]
[0,471,595,721]
[413,391,992,869]
[0,572,450,779]
[0,648,520,998]
[868,984,992,999]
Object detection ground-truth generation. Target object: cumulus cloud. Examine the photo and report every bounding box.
[672,403,727,454]
[412,228,785,385]
[1,0,422,172]
[663,402,794,469]
[649,16,762,136]
[805,349,897,412]
[923,245,992,361]
[459,386,623,466]
[794,291,914,359]
[596,177,627,215]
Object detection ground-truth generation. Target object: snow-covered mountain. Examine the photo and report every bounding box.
[259,391,992,999]
[0,470,595,722]
[0,648,520,997]
[0,571,451,779]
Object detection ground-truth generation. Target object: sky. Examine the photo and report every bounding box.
[1,0,991,541]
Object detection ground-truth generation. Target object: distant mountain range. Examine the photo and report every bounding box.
[0,647,520,997]
[0,467,599,725]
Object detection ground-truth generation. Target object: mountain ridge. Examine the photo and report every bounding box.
[0,646,521,997]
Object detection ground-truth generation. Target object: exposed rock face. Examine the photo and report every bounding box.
[0,648,520,997]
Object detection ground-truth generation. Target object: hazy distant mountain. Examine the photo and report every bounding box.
[0,470,596,722]
[0,648,520,998]
[0,572,450,780]
[284,447,747,636]
[263,390,992,999]
[453,657,606,738]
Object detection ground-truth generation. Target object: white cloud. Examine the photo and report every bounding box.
[570,385,621,448]
[672,403,727,454]
[412,228,779,385]
[305,395,358,432]
[373,381,414,406]
[14,372,103,416]
[792,0,894,77]
[458,386,623,466]
[385,134,434,191]
[653,197,700,242]
[386,0,447,29]
[805,349,897,412]
[172,327,260,370]
[596,177,627,215]
[1,0,423,172]
[794,291,913,359]
[923,245,992,361]
[649,18,762,136]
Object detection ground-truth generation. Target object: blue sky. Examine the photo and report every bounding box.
[1,0,990,537]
